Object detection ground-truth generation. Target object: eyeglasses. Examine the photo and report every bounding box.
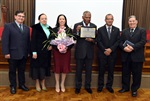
[106,18,113,20]
[17,15,25,18]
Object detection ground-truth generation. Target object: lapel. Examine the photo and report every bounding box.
[48,26,53,39]
[22,24,25,33]
[12,22,22,33]
[80,22,84,27]
[109,26,114,40]
[37,23,48,39]
[110,26,116,39]
[132,27,138,37]
[13,22,26,34]
[125,28,131,39]
[126,27,138,39]
[103,25,110,40]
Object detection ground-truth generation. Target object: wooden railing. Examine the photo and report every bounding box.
[0,41,150,72]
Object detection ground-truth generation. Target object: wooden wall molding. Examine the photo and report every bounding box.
[0,42,150,72]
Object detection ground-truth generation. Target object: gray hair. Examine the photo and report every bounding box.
[83,11,91,16]
[105,13,114,20]
[128,15,137,20]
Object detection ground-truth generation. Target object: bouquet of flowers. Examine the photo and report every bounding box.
[50,27,76,53]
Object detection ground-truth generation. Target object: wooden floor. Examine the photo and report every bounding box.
[0,87,150,101]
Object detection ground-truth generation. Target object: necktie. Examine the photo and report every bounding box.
[130,29,134,37]
[108,27,111,39]
[19,24,23,32]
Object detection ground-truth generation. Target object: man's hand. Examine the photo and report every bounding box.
[104,51,110,56]
[104,48,112,56]
[76,25,82,32]
[5,54,10,59]
[124,45,133,52]
[127,44,134,51]
[105,48,112,54]
[32,54,37,59]
[85,38,94,42]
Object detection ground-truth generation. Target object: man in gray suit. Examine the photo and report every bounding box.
[73,11,97,94]
[2,10,30,94]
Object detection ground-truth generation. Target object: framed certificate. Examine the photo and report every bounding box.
[80,27,96,38]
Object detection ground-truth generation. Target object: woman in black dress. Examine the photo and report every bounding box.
[30,13,53,92]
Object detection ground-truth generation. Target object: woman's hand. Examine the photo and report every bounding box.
[48,46,52,50]
[5,54,10,59]
[32,54,37,59]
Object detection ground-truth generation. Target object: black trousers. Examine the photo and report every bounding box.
[75,58,93,89]
[98,56,116,89]
[121,61,143,92]
[8,57,27,88]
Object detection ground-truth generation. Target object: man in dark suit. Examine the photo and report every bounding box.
[118,15,146,97]
[73,11,97,94]
[2,10,30,94]
[96,14,120,93]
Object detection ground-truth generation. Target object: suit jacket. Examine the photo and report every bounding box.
[2,22,30,59]
[97,25,120,58]
[73,21,97,59]
[119,27,146,62]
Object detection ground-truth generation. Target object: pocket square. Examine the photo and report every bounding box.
[123,40,134,47]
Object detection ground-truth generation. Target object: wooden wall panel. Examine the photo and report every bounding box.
[0,41,150,72]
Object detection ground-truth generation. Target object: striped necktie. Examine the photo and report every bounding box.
[108,27,111,39]
[130,29,134,37]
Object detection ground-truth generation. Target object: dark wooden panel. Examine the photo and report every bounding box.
[0,41,150,72]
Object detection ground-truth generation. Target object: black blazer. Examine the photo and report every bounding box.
[30,23,52,76]
[30,23,53,53]
[119,27,146,62]
[97,25,120,58]
[2,22,30,59]
[73,21,97,59]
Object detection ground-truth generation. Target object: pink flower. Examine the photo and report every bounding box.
[57,27,66,34]
[57,44,67,53]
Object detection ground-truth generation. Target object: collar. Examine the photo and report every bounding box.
[130,27,136,32]
[82,21,90,27]
[15,21,23,27]
[40,23,49,28]
[106,25,112,29]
